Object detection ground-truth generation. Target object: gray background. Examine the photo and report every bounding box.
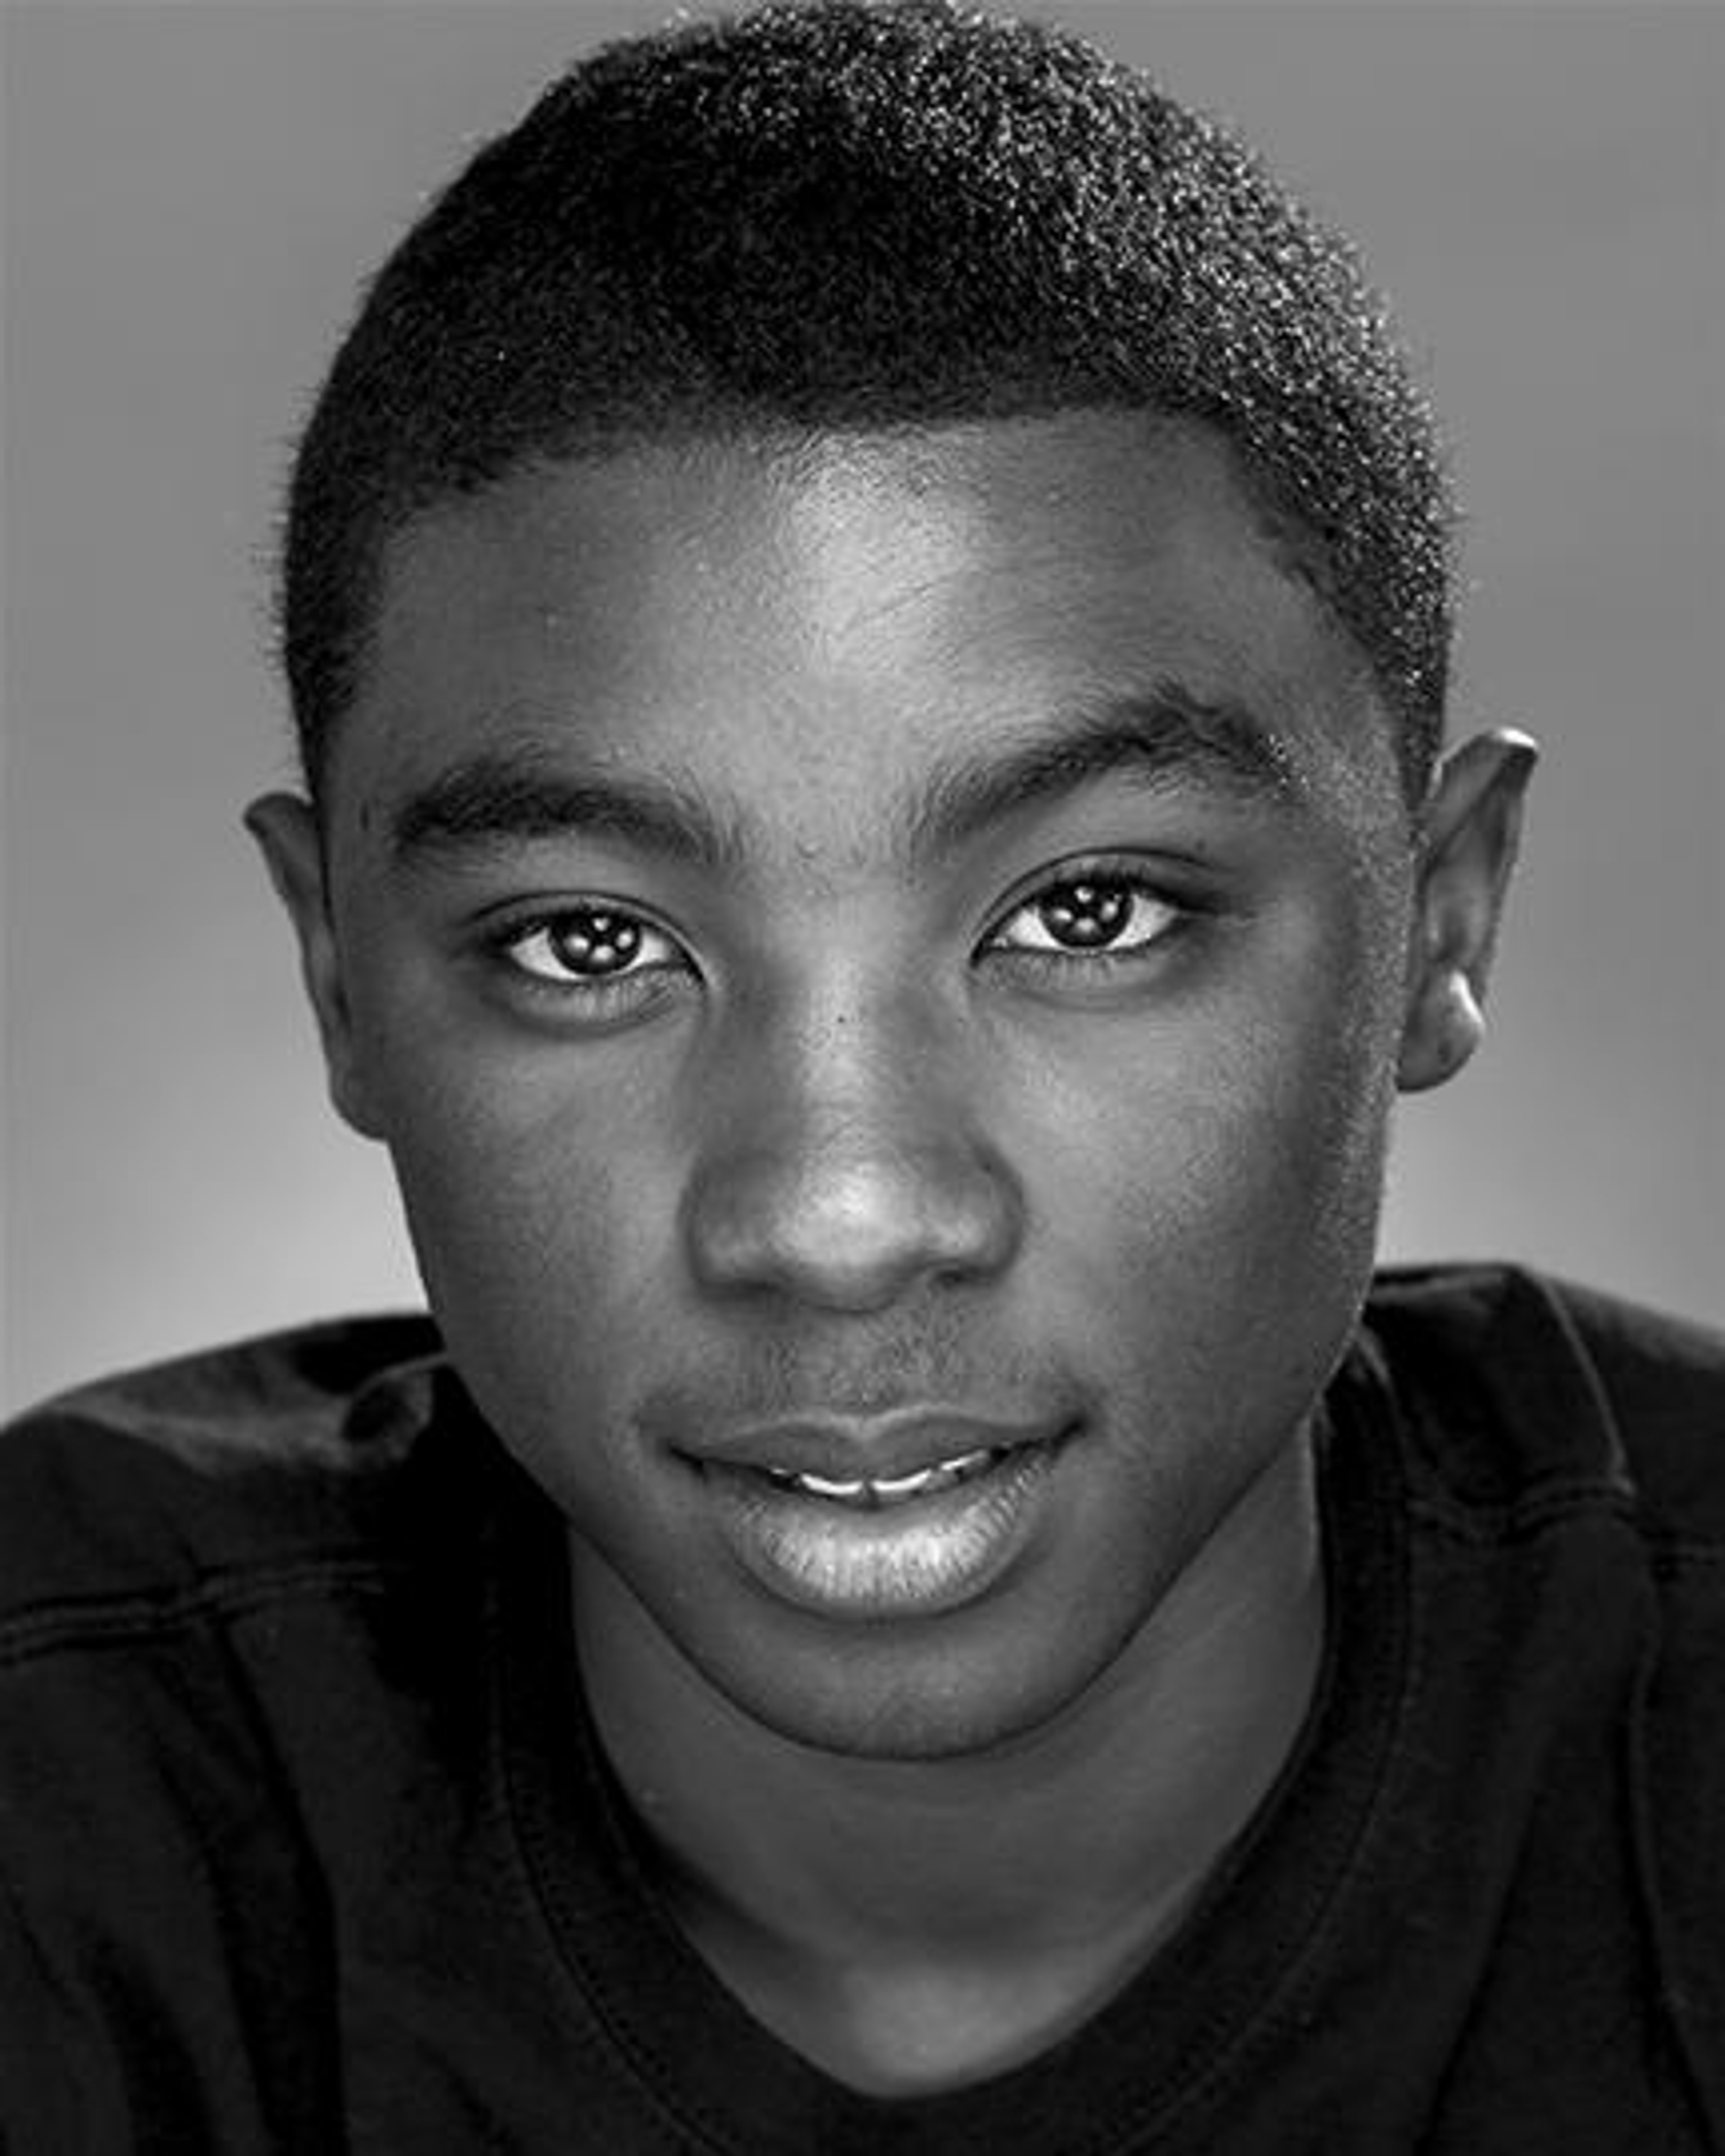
[4,0,1721,1414]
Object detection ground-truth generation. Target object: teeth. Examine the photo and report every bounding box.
[870,1465,946,1499]
[794,1472,869,1499]
[765,1447,1000,1510]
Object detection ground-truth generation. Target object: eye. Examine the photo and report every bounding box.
[495,904,686,988]
[986,871,1183,963]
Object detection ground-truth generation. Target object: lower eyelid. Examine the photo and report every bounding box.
[489,961,694,1022]
[504,950,682,991]
[989,932,1179,971]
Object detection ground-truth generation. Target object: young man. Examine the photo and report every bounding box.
[4,3,1721,2148]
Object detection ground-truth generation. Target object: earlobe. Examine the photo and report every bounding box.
[243,793,385,1139]
[1398,729,1538,1095]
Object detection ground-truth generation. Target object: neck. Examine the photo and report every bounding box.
[572,1425,1325,1976]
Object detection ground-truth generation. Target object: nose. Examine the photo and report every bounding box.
[682,1007,1024,1314]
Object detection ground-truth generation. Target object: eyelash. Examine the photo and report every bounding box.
[483,860,1195,1009]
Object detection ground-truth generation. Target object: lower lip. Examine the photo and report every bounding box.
[700,1438,1068,1620]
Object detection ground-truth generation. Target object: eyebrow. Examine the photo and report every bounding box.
[389,747,746,874]
[907,681,1300,859]
[387,679,1300,875]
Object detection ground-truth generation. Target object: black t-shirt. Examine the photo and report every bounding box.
[3,1265,1724,2153]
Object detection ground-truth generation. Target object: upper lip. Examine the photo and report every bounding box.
[688,1412,1069,1485]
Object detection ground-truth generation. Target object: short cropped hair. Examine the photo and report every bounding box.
[281,0,1455,807]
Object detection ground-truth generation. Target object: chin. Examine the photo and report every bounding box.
[687,1595,1146,1765]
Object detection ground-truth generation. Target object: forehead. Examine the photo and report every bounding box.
[341,412,1393,850]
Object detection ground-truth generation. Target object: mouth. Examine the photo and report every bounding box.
[689,1418,1076,1620]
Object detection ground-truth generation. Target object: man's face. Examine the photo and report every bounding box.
[274,413,1426,1758]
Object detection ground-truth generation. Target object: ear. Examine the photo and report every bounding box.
[244,793,385,1139]
[1398,729,1538,1094]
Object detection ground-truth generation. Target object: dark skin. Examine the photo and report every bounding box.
[250,411,1533,2094]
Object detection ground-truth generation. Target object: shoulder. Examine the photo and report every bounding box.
[0,1315,459,1639]
[1362,1262,1725,1544]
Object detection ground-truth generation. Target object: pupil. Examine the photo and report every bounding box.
[550,911,642,975]
[1039,879,1130,949]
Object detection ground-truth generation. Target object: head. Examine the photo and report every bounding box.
[252,1,1532,1761]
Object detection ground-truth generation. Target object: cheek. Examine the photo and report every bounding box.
[369,1035,677,1434]
[1018,928,1402,1367]
[1009,985,1394,1573]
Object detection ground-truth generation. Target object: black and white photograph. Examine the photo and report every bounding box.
[3,3,1721,2147]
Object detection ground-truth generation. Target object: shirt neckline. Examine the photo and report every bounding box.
[491,1340,1413,2156]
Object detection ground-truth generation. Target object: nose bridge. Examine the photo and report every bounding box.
[683,972,1023,1310]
